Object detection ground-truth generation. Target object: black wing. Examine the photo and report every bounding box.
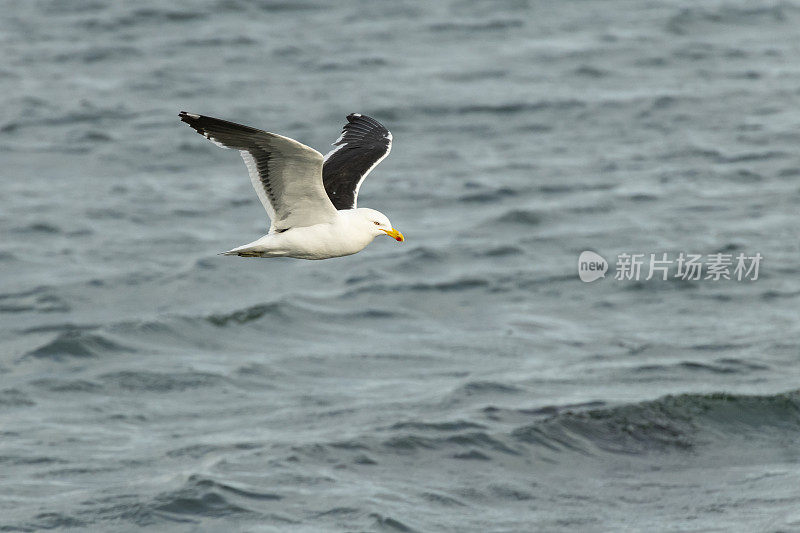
[322,113,392,210]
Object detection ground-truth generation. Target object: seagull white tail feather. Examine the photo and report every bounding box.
[221,240,267,257]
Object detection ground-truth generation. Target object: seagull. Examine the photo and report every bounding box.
[178,111,404,259]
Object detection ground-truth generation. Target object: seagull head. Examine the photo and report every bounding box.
[357,208,404,242]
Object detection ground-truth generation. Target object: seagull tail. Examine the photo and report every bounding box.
[220,244,263,258]
[220,238,284,258]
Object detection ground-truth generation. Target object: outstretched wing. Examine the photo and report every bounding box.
[179,112,338,232]
[322,113,392,210]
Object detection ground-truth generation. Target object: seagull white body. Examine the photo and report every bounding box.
[227,208,394,260]
[178,112,403,260]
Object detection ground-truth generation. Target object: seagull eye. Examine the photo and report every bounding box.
[373,221,380,225]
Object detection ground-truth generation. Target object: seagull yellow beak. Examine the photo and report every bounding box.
[381,228,404,242]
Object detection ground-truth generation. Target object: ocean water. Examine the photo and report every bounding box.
[2,0,800,531]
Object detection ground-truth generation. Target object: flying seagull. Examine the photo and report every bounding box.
[178,111,403,259]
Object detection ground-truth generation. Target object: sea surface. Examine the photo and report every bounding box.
[2,1,800,531]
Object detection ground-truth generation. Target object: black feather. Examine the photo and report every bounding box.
[322,114,392,210]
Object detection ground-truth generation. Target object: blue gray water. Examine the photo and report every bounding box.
[2,1,800,531]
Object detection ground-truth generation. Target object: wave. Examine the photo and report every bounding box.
[387,420,487,432]
[77,8,207,32]
[666,4,798,35]
[74,475,286,528]
[453,380,525,397]
[206,300,405,327]
[572,65,609,78]
[514,390,800,456]
[14,391,798,529]
[165,442,263,460]
[153,475,281,520]
[0,388,36,407]
[372,99,586,120]
[458,186,516,204]
[218,1,323,14]
[16,512,89,530]
[29,378,103,393]
[452,100,586,116]
[490,209,543,226]
[281,390,800,468]
[0,286,71,314]
[632,358,770,376]
[429,19,523,32]
[206,302,285,327]
[24,329,133,360]
[370,513,419,532]
[98,370,228,393]
[479,245,525,257]
[14,296,411,360]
